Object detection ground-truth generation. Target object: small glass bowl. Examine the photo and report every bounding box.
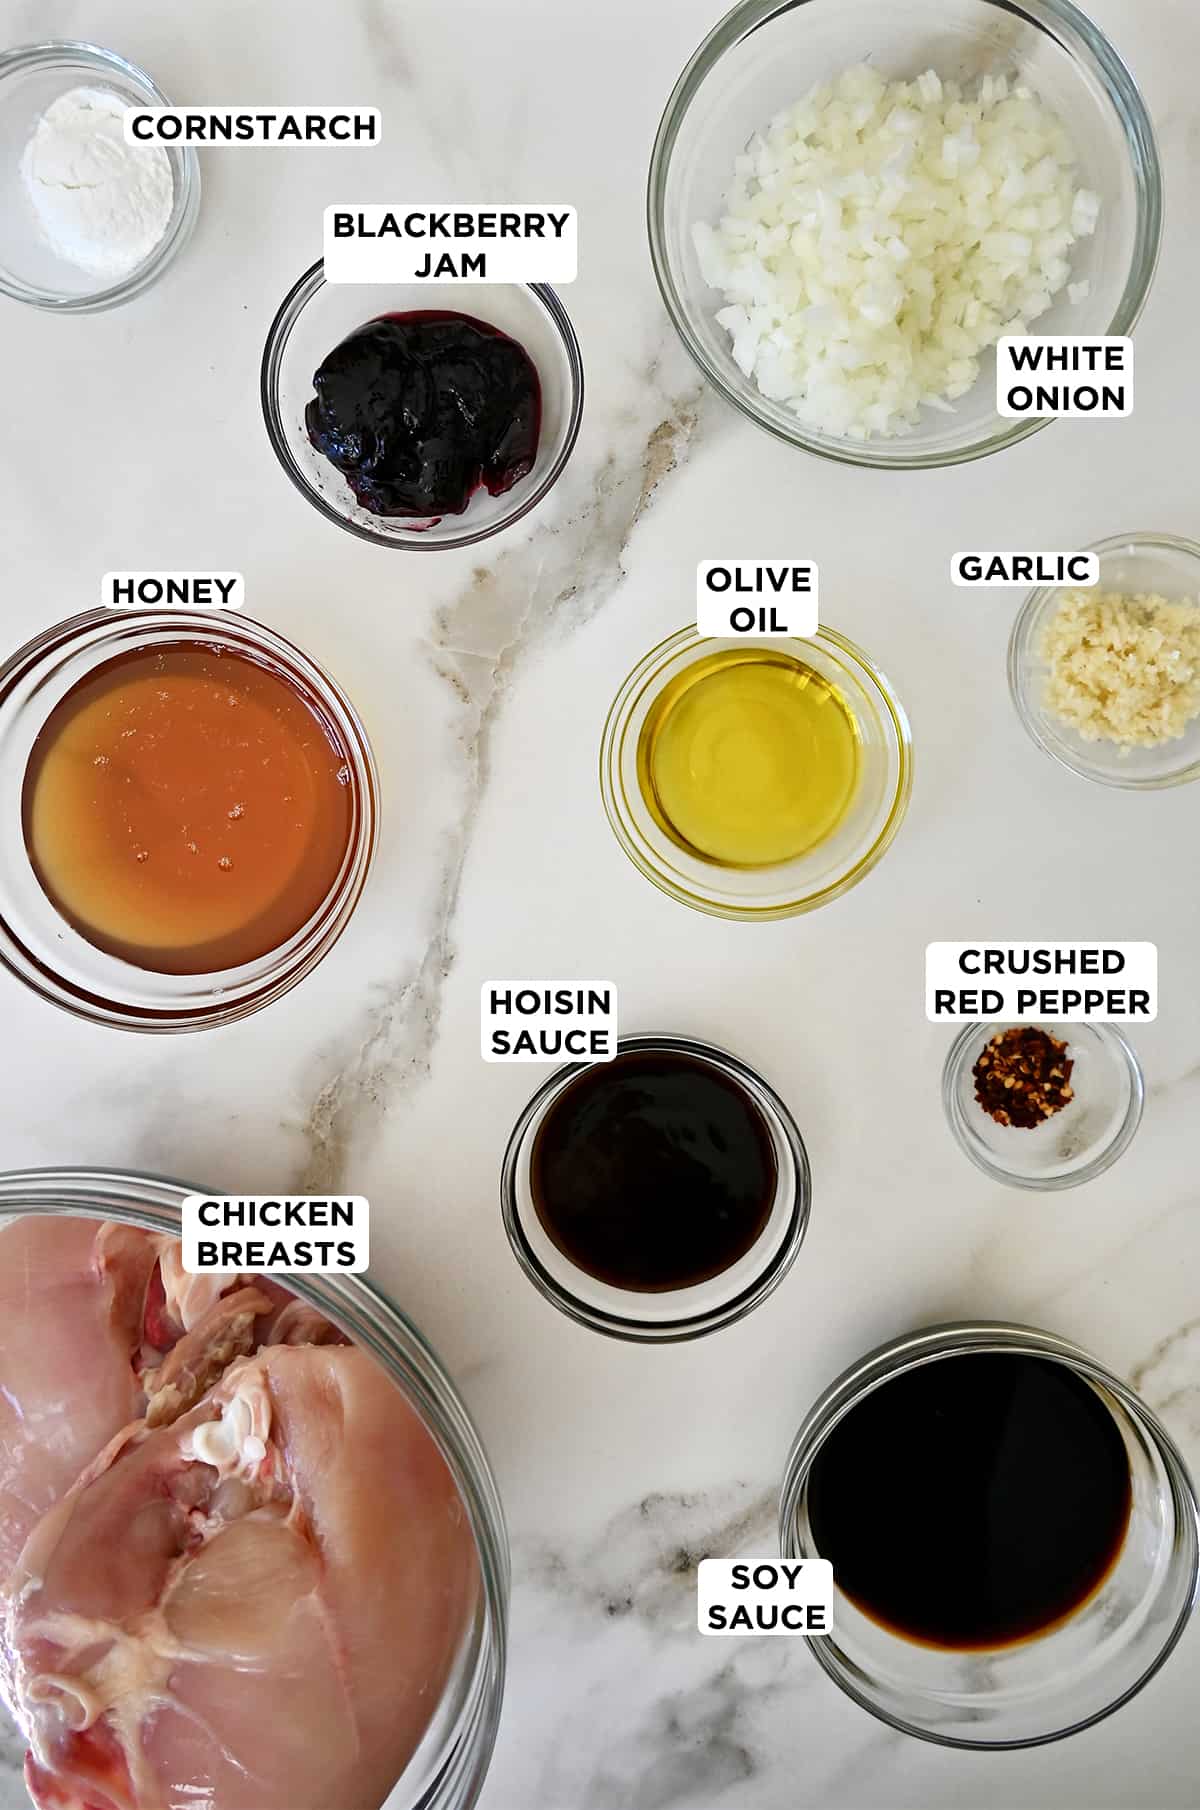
[0,1168,508,1810]
[0,609,378,1032]
[500,1034,811,1341]
[943,1021,1143,1189]
[600,624,912,920]
[648,0,1161,469]
[781,1321,1200,1748]
[261,260,584,551]
[1009,531,1200,789]
[0,41,200,312]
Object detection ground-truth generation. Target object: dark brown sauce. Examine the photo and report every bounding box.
[806,1352,1132,1650]
[530,1049,777,1293]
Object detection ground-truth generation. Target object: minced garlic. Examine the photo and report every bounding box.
[1039,588,1200,749]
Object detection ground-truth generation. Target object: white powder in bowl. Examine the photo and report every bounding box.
[21,86,174,282]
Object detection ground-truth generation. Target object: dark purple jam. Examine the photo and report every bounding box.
[305,310,542,520]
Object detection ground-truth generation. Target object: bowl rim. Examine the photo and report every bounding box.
[0,607,379,1032]
[941,1018,1145,1189]
[599,622,914,919]
[646,0,1164,470]
[499,1032,812,1341]
[780,1319,1200,1749]
[0,1166,510,1810]
[1008,530,1200,789]
[0,39,201,313]
[260,259,585,551]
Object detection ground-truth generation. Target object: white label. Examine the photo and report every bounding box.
[697,1560,833,1637]
[103,572,244,610]
[926,943,1157,1021]
[481,983,617,1063]
[324,205,577,284]
[951,551,1099,588]
[696,562,818,638]
[182,1196,369,1274]
[996,336,1132,418]
[124,107,380,146]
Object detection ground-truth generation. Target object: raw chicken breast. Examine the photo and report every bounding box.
[0,1219,158,1583]
[5,1343,479,1810]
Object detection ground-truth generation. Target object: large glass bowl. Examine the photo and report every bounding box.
[0,1168,509,1810]
[600,624,912,919]
[781,1321,1199,1747]
[261,261,584,551]
[1009,532,1200,789]
[648,0,1162,469]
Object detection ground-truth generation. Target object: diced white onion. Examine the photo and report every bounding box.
[692,62,1097,440]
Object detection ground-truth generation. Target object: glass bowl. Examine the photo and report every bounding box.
[0,609,378,1031]
[600,624,912,919]
[500,1033,811,1340]
[1009,532,1200,789]
[261,260,584,551]
[0,41,200,312]
[648,0,1161,469]
[781,1321,1200,1748]
[942,1020,1144,1188]
[0,1168,508,1810]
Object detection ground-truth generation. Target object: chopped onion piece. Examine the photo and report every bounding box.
[692,62,1097,440]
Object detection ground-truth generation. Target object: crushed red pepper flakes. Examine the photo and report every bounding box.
[972,1027,1075,1130]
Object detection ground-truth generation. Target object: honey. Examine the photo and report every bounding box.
[636,648,860,868]
[22,642,355,975]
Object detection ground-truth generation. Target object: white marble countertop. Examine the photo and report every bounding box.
[2,0,1200,1806]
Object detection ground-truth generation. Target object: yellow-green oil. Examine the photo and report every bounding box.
[636,648,861,869]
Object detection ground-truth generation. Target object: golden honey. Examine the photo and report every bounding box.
[23,642,354,975]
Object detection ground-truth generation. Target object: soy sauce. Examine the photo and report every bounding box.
[530,1049,777,1292]
[807,1352,1132,1650]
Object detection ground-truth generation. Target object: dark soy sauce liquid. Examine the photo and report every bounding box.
[530,1050,777,1292]
[807,1353,1132,1650]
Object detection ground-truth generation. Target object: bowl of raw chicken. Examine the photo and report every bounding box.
[0,1170,508,1810]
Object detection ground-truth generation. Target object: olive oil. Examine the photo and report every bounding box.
[636,648,860,869]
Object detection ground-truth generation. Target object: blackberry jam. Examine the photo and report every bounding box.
[305,310,542,521]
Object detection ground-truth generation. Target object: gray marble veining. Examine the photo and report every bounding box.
[294,378,702,1192]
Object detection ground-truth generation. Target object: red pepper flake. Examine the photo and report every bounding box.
[972,1027,1075,1130]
